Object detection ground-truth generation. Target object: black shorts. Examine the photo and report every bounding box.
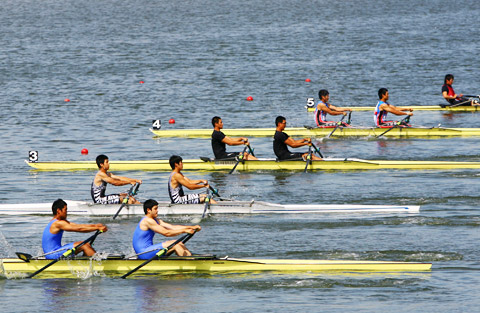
[215,152,240,161]
[277,152,305,161]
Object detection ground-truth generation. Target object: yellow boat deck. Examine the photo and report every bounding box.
[0,257,432,279]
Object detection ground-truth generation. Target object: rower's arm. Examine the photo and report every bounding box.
[109,173,142,185]
[382,104,413,116]
[174,173,207,190]
[284,137,309,148]
[222,136,248,146]
[150,220,200,237]
[442,90,461,100]
[55,220,107,233]
[326,104,351,115]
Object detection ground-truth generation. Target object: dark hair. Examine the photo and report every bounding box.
[378,88,388,99]
[444,74,454,84]
[169,155,183,169]
[52,199,67,215]
[96,154,109,168]
[143,199,159,214]
[275,116,286,126]
[318,89,329,99]
[212,116,221,127]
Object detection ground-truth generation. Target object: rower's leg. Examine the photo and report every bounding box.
[128,196,140,204]
[244,152,258,160]
[74,241,96,257]
[165,242,192,256]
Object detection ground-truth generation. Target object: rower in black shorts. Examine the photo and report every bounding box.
[211,116,257,160]
[273,116,322,161]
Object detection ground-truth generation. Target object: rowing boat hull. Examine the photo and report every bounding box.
[150,126,480,138]
[306,105,480,112]
[25,158,480,171]
[0,257,432,278]
[0,200,420,215]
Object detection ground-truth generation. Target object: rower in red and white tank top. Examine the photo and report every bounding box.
[314,101,338,127]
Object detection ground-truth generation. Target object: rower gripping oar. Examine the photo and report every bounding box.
[26,230,102,278]
[376,116,410,138]
[113,183,140,220]
[229,145,248,174]
[121,231,196,279]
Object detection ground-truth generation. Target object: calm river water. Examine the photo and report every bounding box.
[1,0,479,312]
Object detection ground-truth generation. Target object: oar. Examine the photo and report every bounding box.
[201,189,212,219]
[121,231,196,279]
[303,144,313,173]
[209,185,221,197]
[26,230,102,278]
[229,145,248,174]
[376,116,410,138]
[447,99,475,108]
[463,95,480,98]
[311,142,324,158]
[326,114,347,138]
[246,143,255,157]
[16,248,69,262]
[346,111,352,125]
[113,183,140,220]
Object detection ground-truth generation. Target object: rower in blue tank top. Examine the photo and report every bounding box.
[374,88,413,128]
[42,199,108,259]
[314,89,352,128]
[132,199,201,259]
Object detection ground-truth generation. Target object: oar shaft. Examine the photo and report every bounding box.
[327,114,347,138]
[311,143,324,158]
[376,116,410,138]
[113,183,140,219]
[229,146,248,174]
[209,186,221,197]
[304,145,313,173]
[201,190,211,219]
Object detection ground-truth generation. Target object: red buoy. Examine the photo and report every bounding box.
[246,96,253,101]
[81,148,88,155]
[169,118,175,124]
[139,81,144,84]
[305,78,311,82]
[64,98,70,102]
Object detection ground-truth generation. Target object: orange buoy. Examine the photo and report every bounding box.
[64,98,70,102]
[305,78,311,82]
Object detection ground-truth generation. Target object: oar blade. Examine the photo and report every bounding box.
[16,252,32,262]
